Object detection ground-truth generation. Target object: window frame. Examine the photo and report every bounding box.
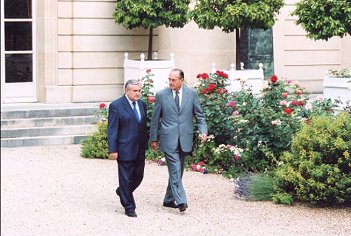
[1,0,37,103]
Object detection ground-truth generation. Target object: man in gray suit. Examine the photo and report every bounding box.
[150,68,208,212]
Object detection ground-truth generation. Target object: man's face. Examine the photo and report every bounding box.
[168,71,183,91]
[125,83,141,102]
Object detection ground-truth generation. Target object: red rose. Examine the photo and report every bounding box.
[298,101,304,106]
[295,90,302,95]
[270,75,278,83]
[283,107,293,115]
[196,74,202,78]
[146,69,151,74]
[282,92,288,99]
[207,83,216,91]
[147,96,155,103]
[215,70,228,78]
[201,89,207,95]
[99,103,106,109]
[228,100,236,109]
[201,73,209,79]
[291,100,299,106]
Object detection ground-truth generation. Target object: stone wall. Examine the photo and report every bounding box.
[34,0,350,103]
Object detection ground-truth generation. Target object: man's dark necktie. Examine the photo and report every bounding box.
[132,101,141,123]
[175,91,180,111]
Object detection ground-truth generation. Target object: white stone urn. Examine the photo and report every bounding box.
[123,52,175,92]
[323,72,351,107]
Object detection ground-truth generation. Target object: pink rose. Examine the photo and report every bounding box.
[147,96,155,103]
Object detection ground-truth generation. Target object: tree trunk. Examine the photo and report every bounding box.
[147,28,153,60]
[236,28,241,70]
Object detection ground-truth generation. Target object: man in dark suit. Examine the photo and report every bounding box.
[150,69,208,212]
[108,79,148,218]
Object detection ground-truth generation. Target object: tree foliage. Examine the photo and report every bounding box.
[292,0,351,41]
[192,0,285,32]
[113,0,191,59]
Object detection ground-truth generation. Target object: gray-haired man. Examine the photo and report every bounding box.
[108,79,148,217]
[150,69,208,212]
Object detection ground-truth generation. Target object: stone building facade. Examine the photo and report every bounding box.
[1,0,350,104]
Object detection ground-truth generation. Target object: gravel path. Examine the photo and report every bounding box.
[1,145,350,236]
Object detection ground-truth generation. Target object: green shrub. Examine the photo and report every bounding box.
[273,112,351,206]
[81,122,108,159]
[272,193,293,205]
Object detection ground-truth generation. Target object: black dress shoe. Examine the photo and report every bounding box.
[163,201,178,208]
[125,211,137,217]
[178,203,188,212]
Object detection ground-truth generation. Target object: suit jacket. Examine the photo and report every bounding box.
[108,95,148,161]
[150,86,208,153]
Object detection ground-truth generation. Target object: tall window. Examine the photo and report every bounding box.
[4,0,33,83]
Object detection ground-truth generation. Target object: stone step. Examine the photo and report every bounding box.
[1,135,91,147]
[1,103,103,147]
[1,116,99,129]
[1,124,96,139]
[1,107,98,119]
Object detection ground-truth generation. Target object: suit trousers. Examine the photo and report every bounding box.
[117,159,145,212]
[164,145,187,205]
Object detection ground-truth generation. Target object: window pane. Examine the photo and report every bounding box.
[5,0,32,19]
[5,22,32,51]
[5,54,33,83]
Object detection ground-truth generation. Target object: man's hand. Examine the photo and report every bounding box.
[201,133,207,143]
[151,141,159,150]
[109,152,118,160]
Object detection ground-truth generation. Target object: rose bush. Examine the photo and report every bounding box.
[194,71,340,175]
[229,75,339,172]
[141,69,156,131]
[195,70,234,145]
[140,69,165,161]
